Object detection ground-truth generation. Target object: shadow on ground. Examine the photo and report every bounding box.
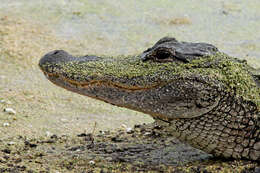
[0,122,259,172]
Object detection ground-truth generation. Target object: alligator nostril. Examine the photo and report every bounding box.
[53,50,59,55]
[39,50,69,67]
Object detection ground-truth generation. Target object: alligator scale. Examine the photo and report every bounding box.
[39,37,260,161]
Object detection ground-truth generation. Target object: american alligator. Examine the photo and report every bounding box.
[39,37,260,161]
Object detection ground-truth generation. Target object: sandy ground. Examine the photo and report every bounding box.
[0,15,153,139]
[0,1,260,172]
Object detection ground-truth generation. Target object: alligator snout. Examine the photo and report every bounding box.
[39,50,101,73]
[39,50,73,67]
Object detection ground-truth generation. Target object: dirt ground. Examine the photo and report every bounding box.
[0,122,259,172]
[0,14,259,172]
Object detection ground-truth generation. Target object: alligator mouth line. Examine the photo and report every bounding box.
[43,72,164,91]
[43,72,172,121]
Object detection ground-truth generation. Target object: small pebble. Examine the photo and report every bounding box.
[3,122,10,127]
[126,127,133,133]
[60,118,68,122]
[121,124,127,129]
[144,132,151,136]
[4,108,16,114]
[8,141,15,145]
[121,124,133,133]
[89,160,95,165]
[106,157,113,161]
[1,100,12,104]
[46,131,52,137]
[99,130,105,135]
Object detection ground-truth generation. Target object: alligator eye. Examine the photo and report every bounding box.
[156,50,171,60]
[153,48,175,62]
[141,48,176,62]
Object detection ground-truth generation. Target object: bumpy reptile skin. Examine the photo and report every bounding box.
[161,93,259,160]
[93,77,260,161]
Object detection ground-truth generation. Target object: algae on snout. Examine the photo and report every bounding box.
[45,52,260,110]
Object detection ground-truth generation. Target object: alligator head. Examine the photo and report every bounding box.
[39,37,260,161]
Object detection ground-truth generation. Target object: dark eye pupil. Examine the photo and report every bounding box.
[156,51,171,59]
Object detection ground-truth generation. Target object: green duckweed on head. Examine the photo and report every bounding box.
[53,52,259,110]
